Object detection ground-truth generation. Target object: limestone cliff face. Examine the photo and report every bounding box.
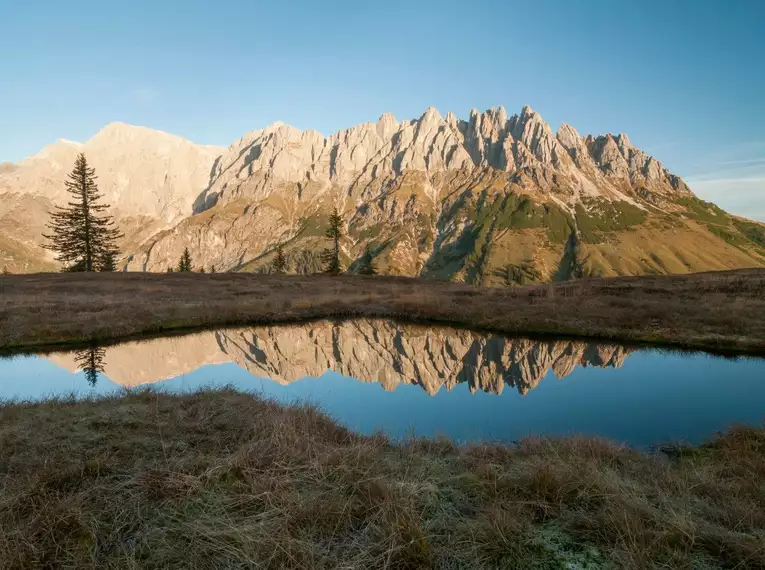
[0,124,221,271]
[125,106,763,280]
[197,105,684,211]
[4,107,764,278]
[49,320,631,396]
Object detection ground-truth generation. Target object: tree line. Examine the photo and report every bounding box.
[44,155,379,276]
[268,207,376,275]
[164,208,377,276]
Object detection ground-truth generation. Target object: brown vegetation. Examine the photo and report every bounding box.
[0,269,764,353]
[0,389,763,569]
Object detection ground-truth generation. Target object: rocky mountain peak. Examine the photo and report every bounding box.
[2,122,223,228]
[377,112,398,131]
[556,123,581,148]
[421,106,442,122]
[192,104,694,215]
[5,105,733,278]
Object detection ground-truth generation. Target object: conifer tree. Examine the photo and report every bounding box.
[177,247,192,272]
[358,245,376,275]
[272,245,287,273]
[101,252,116,272]
[1,266,9,275]
[43,153,121,272]
[321,208,343,275]
[74,344,106,387]
[561,230,584,280]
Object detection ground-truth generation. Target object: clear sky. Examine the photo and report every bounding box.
[2,0,763,219]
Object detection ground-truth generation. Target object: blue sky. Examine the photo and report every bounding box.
[1,0,763,219]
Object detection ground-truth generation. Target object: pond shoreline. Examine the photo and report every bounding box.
[1,388,763,568]
[1,269,764,354]
[3,315,764,360]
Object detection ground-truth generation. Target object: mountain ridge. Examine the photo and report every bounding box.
[1,105,764,279]
[48,320,631,396]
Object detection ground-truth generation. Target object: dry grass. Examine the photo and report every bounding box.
[1,269,764,353]
[1,389,763,569]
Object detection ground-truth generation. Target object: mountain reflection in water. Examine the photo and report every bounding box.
[56,319,631,395]
[9,318,765,446]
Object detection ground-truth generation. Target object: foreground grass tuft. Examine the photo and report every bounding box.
[1,389,763,569]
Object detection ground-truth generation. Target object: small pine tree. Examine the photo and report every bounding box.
[322,208,343,275]
[101,251,116,272]
[210,265,216,273]
[272,246,287,274]
[43,153,122,272]
[177,247,192,272]
[562,230,584,280]
[199,266,206,273]
[357,245,376,275]
[167,267,174,273]
[1,266,9,275]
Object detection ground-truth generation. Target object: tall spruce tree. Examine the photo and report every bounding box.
[43,153,121,272]
[358,245,376,275]
[272,246,287,273]
[177,248,192,272]
[321,208,343,275]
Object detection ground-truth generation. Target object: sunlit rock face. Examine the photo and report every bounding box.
[0,123,221,272]
[49,319,631,396]
[7,105,761,279]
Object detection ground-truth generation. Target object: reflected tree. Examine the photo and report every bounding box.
[74,344,107,386]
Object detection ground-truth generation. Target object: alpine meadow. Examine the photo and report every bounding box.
[2,2,765,569]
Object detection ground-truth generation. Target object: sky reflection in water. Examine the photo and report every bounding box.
[1,320,763,447]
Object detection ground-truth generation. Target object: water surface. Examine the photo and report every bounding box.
[2,319,763,447]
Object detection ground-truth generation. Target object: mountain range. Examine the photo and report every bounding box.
[49,319,631,396]
[2,105,764,282]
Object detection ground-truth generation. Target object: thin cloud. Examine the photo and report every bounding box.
[642,141,686,154]
[716,157,765,166]
[687,176,765,188]
[130,87,159,105]
[686,176,765,222]
[684,155,765,182]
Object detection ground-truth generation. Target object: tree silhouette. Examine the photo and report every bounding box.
[357,245,377,275]
[101,252,116,272]
[43,153,122,272]
[177,247,192,272]
[74,344,107,386]
[272,246,287,273]
[559,230,584,280]
[322,208,343,275]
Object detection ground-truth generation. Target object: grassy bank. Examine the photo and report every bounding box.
[0,389,763,569]
[1,269,765,353]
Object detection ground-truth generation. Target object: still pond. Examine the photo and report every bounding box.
[1,319,764,448]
